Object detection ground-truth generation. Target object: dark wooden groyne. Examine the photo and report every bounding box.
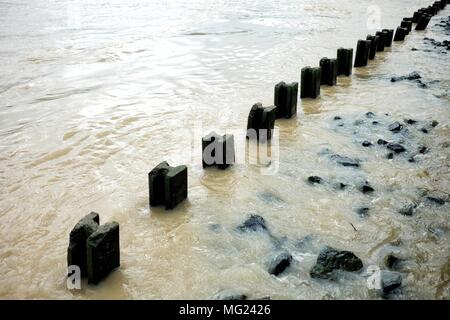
[66,0,447,286]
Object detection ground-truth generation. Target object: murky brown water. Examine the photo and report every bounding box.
[0,0,449,299]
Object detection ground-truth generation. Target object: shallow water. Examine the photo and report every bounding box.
[0,0,449,299]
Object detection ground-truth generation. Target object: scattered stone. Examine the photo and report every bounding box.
[387,143,406,153]
[381,271,402,295]
[386,153,394,159]
[237,215,268,233]
[385,254,402,271]
[67,212,100,276]
[431,120,439,127]
[308,176,323,184]
[391,71,421,82]
[366,112,375,118]
[408,156,416,163]
[360,182,375,194]
[310,247,363,279]
[388,122,403,132]
[426,196,445,205]
[268,252,293,276]
[330,154,360,167]
[405,119,417,124]
[377,139,389,145]
[356,207,370,217]
[216,293,248,300]
[372,121,379,125]
[86,222,120,285]
[334,116,342,120]
[417,81,427,88]
[337,182,348,190]
[399,203,417,216]
[420,128,429,134]
[418,146,428,154]
[362,141,373,147]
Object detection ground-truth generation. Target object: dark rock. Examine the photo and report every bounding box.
[356,207,370,217]
[408,157,416,163]
[406,71,422,80]
[268,252,293,276]
[391,71,421,82]
[372,121,379,125]
[334,116,342,120]
[87,222,120,284]
[385,254,402,270]
[381,271,402,295]
[148,161,188,210]
[67,212,100,276]
[416,81,427,89]
[216,293,248,300]
[360,182,374,194]
[431,120,439,127]
[420,128,429,134]
[308,176,323,184]
[237,215,268,233]
[366,112,375,118]
[426,196,445,205]
[310,246,363,279]
[377,139,389,145]
[386,153,394,159]
[418,146,428,154]
[388,121,403,132]
[405,119,417,124]
[399,203,417,216]
[387,143,406,153]
[362,141,373,147]
[330,154,360,167]
[337,182,348,190]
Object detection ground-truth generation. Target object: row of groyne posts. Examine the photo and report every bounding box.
[67,1,446,286]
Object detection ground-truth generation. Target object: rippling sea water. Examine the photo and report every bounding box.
[0,0,449,299]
